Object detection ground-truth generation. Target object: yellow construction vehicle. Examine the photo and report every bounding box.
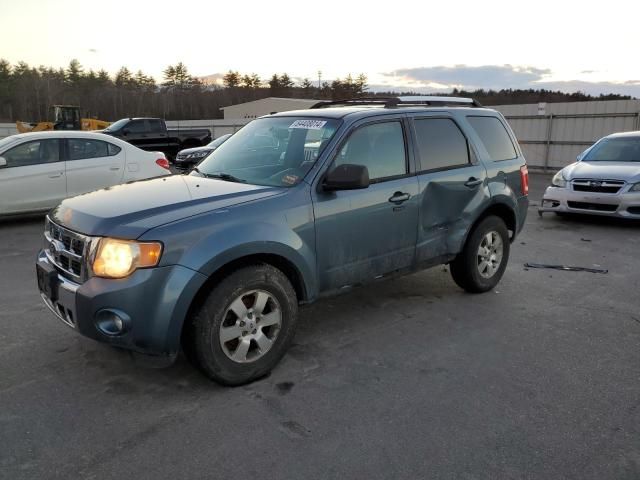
[16,105,110,133]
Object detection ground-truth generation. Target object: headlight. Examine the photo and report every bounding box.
[186,151,210,160]
[92,238,162,279]
[551,170,567,188]
[630,183,640,192]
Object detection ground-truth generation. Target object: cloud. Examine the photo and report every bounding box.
[88,48,97,53]
[384,64,552,90]
[379,64,640,98]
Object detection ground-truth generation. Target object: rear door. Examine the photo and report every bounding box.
[146,119,171,151]
[65,137,125,196]
[409,114,490,262]
[124,119,152,149]
[0,138,65,214]
[313,117,420,291]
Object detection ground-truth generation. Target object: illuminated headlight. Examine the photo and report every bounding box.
[551,170,567,188]
[186,150,211,160]
[630,183,640,192]
[92,238,162,279]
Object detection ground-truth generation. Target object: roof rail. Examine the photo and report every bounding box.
[310,96,483,109]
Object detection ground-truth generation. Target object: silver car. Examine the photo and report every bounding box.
[539,131,640,218]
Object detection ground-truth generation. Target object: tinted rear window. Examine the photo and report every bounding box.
[467,116,517,161]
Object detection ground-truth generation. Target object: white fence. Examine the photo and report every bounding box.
[495,100,640,171]
[0,123,17,139]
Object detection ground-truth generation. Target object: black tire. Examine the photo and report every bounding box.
[186,264,298,386]
[450,215,510,293]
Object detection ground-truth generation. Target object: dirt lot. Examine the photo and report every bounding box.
[1,173,638,480]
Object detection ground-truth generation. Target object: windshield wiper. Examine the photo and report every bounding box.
[193,168,246,183]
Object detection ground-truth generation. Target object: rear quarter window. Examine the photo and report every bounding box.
[467,116,517,161]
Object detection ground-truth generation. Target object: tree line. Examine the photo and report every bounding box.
[0,59,370,122]
[0,59,632,123]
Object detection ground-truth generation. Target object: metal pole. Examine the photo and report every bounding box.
[635,112,640,131]
[544,114,553,173]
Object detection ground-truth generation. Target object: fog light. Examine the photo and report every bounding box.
[95,309,130,336]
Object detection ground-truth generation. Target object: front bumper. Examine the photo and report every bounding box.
[36,250,207,357]
[539,186,640,218]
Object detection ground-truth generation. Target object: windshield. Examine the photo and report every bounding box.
[207,134,232,148]
[582,137,640,162]
[194,117,340,187]
[103,118,130,132]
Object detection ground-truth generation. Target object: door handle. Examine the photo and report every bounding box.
[464,177,483,188]
[388,192,410,204]
[109,166,120,171]
[48,172,63,178]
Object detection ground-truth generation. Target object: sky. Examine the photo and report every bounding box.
[1,0,639,96]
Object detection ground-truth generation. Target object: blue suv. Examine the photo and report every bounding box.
[36,96,529,385]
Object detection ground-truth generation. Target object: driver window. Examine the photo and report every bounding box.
[2,139,61,168]
[334,121,406,181]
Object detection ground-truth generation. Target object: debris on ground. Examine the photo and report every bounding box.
[524,263,608,274]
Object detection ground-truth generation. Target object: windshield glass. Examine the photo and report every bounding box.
[194,117,340,187]
[583,137,640,162]
[207,134,232,148]
[103,119,130,132]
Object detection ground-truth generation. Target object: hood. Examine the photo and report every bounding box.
[51,175,283,238]
[563,161,640,183]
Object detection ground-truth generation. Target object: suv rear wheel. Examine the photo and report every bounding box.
[186,264,298,385]
[450,215,510,293]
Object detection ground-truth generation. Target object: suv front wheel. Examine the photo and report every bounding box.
[450,215,510,293]
[186,264,298,385]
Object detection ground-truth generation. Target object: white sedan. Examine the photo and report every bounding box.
[0,131,171,217]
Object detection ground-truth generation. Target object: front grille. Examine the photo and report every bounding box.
[44,217,92,282]
[572,179,624,194]
[628,206,640,215]
[567,201,618,212]
[304,147,318,162]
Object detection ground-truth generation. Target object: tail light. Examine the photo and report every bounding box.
[156,158,170,170]
[520,165,529,196]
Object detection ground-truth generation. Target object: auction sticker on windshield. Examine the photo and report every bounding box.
[289,120,327,129]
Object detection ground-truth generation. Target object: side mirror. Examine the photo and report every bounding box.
[323,164,370,191]
[0,156,6,167]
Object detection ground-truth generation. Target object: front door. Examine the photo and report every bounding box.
[0,138,66,215]
[313,119,419,292]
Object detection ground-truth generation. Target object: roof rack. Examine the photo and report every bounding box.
[310,96,483,109]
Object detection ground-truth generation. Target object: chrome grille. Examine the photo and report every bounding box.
[572,179,625,194]
[44,217,92,282]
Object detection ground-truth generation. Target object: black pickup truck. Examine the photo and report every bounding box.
[102,118,211,159]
